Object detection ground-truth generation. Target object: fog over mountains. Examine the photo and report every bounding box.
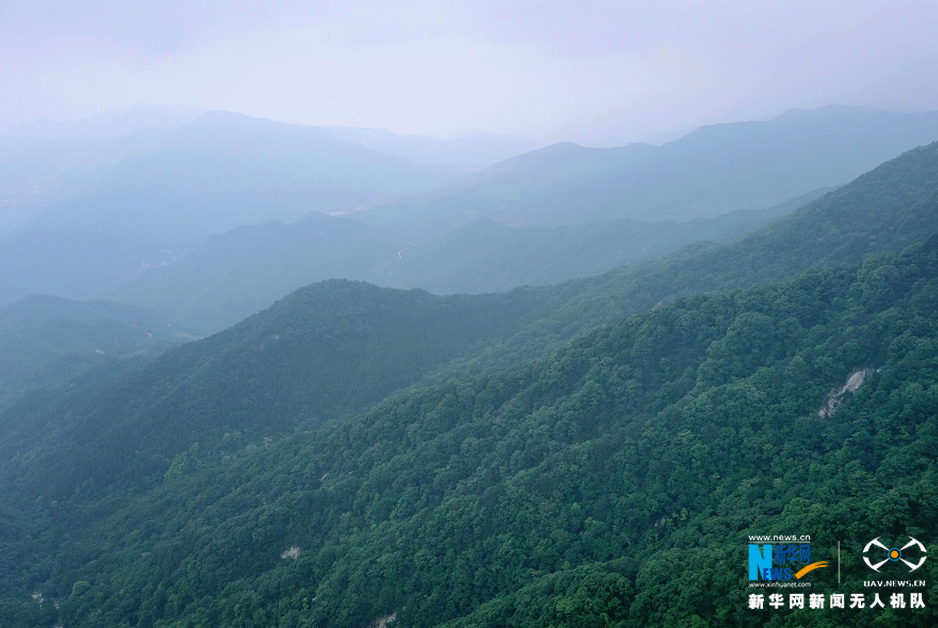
[4,1,938,624]
[109,189,829,333]
[0,112,465,304]
[1,112,937,627]
[324,127,547,171]
[1,105,937,317]
[355,105,938,239]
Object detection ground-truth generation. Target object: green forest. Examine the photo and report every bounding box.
[1,139,937,627]
[7,228,938,628]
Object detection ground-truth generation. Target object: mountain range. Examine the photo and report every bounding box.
[8,134,938,501]
[0,113,463,305]
[375,189,829,295]
[355,105,938,241]
[4,105,938,312]
[1,133,937,627]
[1,106,938,627]
[106,188,826,333]
[0,295,192,403]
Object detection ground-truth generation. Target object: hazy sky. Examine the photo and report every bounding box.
[2,0,937,144]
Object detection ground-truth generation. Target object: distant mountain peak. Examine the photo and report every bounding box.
[15,104,206,139]
[774,104,887,119]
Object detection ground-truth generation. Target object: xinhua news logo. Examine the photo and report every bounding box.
[749,540,828,582]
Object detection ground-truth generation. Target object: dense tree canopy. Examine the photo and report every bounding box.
[2,238,934,627]
[2,142,938,628]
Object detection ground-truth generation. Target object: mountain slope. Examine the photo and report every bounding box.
[0,281,568,501]
[27,236,938,628]
[445,141,938,375]
[0,129,172,229]
[24,138,938,477]
[59,140,938,479]
[356,106,938,241]
[108,213,411,333]
[34,111,462,244]
[1,139,938,626]
[0,295,192,401]
[111,189,825,333]
[378,189,827,294]
[0,112,463,306]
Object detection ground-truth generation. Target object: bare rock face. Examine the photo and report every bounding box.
[369,612,397,628]
[819,368,876,417]
[281,546,301,560]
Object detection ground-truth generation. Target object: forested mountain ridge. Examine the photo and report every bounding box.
[112,133,938,341]
[108,212,412,334]
[15,235,938,628]
[0,295,192,402]
[0,112,463,306]
[6,138,936,504]
[4,106,936,311]
[376,189,828,295]
[443,140,938,376]
[1,124,937,628]
[110,189,827,334]
[355,105,938,240]
[0,280,570,501]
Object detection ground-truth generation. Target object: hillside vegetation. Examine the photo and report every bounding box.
[444,141,938,377]
[356,106,938,240]
[1,125,938,628]
[3,139,937,507]
[109,213,411,333]
[112,135,938,338]
[0,281,569,501]
[111,190,825,333]
[0,295,191,402]
[378,190,827,295]
[10,236,937,628]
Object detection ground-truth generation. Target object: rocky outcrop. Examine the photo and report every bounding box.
[819,368,876,417]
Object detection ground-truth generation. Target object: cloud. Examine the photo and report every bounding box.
[1,0,936,142]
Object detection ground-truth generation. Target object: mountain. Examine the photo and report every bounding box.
[324,127,546,171]
[0,225,184,304]
[114,138,938,359]
[0,295,192,402]
[0,129,173,229]
[110,189,825,334]
[8,130,938,474]
[355,106,938,241]
[443,140,938,376]
[0,280,568,502]
[32,111,462,247]
[108,213,411,333]
[8,235,938,628]
[2,129,938,628]
[378,189,829,294]
[0,112,464,306]
[13,105,207,140]
[1,137,935,493]
[8,106,934,310]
